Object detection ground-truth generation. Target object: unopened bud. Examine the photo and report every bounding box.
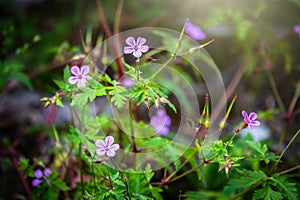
[241,122,248,129]
[219,118,226,129]
[155,98,160,108]
[204,118,210,128]
[199,116,205,125]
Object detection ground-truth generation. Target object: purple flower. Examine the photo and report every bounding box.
[122,77,135,88]
[185,22,206,40]
[68,65,92,88]
[82,145,87,151]
[150,109,171,136]
[95,136,120,157]
[294,25,300,37]
[242,111,261,129]
[32,168,52,187]
[124,37,149,58]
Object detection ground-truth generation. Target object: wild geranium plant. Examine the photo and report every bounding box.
[18,19,299,200]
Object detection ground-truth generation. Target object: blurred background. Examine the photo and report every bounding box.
[1,0,300,199]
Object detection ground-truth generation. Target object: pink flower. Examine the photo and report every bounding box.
[185,22,206,40]
[150,109,171,136]
[95,136,120,157]
[294,24,300,37]
[68,65,92,87]
[124,37,149,58]
[242,111,261,129]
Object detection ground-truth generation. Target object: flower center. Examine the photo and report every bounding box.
[78,75,83,79]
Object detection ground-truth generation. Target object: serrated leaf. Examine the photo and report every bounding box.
[253,183,282,200]
[49,172,70,191]
[53,79,68,91]
[109,85,127,109]
[55,97,64,108]
[224,169,267,195]
[12,71,32,89]
[270,174,298,200]
[71,92,89,106]
[63,66,71,82]
[19,158,29,172]
[100,74,114,85]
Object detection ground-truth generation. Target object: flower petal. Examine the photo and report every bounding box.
[185,22,206,40]
[251,120,261,127]
[125,37,136,47]
[32,179,42,187]
[124,46,135,54]
[95,139,106,148]
[242,111,248,120]
[83,75,92,80]
[248,112,258,121]
[43,168,52,177]
[110,144,120,151]
[71,66,80,76]
[77,79,87,88]
[106,150,116,157]
[133,50,142,58]
[105,136,114,147]
[34,169,43,178]
[136,37,146,46]
[96,149,106,156]
[80,65,90,75]
[139,45,149,53]
[68,76,78,84]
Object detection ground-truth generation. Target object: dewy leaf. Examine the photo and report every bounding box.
[253,183,282,200]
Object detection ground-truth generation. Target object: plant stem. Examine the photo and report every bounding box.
[273,128,300,169]
[164,150,198,183]
[230,179,265,200]
[113,0,124,35]
[128,100,137,152]
[267,70,286,113]
[149,55,175,80]
[79,143,85,198]
[96,0,124,79]
[279,165,300,175]
[166,162,206,185]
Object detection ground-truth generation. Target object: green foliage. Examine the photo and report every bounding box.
[224,169,268,195]
[253,183,283,200]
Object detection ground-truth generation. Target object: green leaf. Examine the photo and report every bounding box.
[49,172,70,191]
[53,79,68,91]
[109,85,127,109]
[63,66,71,82]
[71,92,89,106]
[44,187,59,200]
[19,158,29,172]
[269,174,298,200]
[253,183,282,200]
[100,74,114,85]
[246,141,268,156]
[55,96,64,108]
[223,169,267,195]
[12,71,32,89]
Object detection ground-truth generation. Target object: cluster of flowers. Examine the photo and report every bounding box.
[32,168,52,187]
[67,23,261,159]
